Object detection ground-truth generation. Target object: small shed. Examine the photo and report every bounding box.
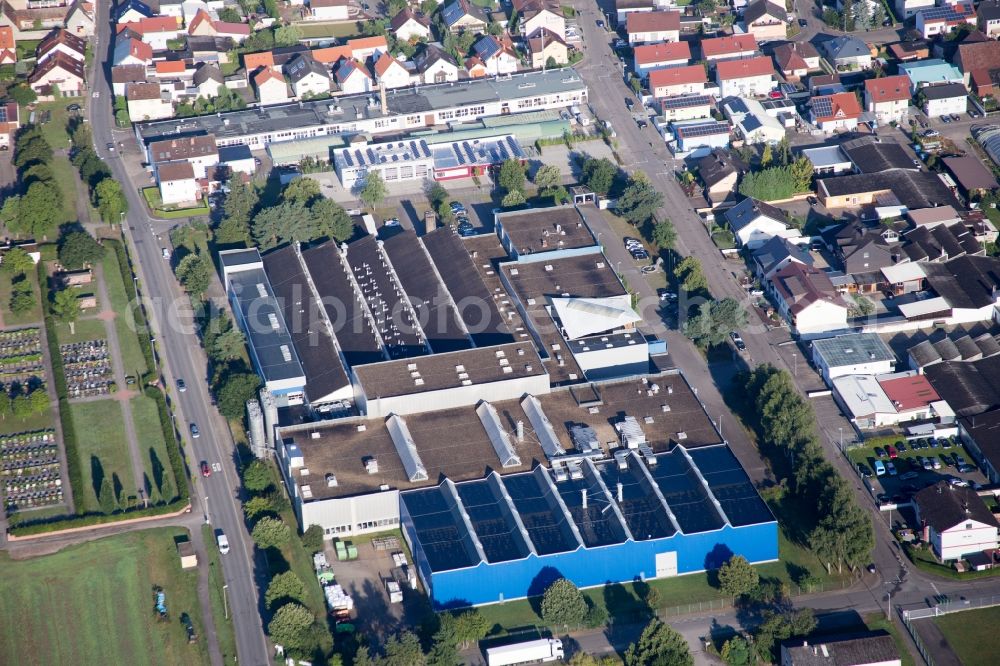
[570,186,596,205]
[59,269,93,287]
[177,540,198,569]
[76,294,97,310]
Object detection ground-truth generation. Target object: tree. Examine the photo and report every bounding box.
[267,602,313,650]
[738,166,797,201]
[223,175,259,223]
[0,195,19,229]
[98,475,116,513]
[717,555,759,598]
[7,84,36,106]
[243,495,273,520]
[760,143,774,168]
[242,459,273,493]
[533,164,562,190]
[95,178,128,224]
[720,636,752,666]
[624,619,693,666]
[1,247,33,276]
[301,524,325,553]
[498,159,526,195]
[617,176,663,226]
[51,288,80,334]
[776,136,792,167]
[9,280,34,314]
[274,24,302,47]
[452,609,489,649]
[753,609,816,662]
[420,0,438,15]
[283,177,321,206]
[383,631,426,666]
[540,578,588,629]
[855,0,871,29]
[581,157,617,195]
[217,372,261,419]
[175,254,212,297]
[12,393,32,420]
[214,215,251,245]
[790,157,814,192]
[651,219,677,250]
[211,327,246,361]
[359,172,387,209]
[427,613,460,666]
[310,198,354,241]
[501,189,527,208]
[387,0,408,16]
[14,180,62,238]
[683,298,748,349]
[568,654,621,666]
[0,391,11,420]
[265,571,306,609]
[849,294,875,318]
[252,515,291,548]
[58,231,105,269]
[674,256,707,293]
[873,2,887,28]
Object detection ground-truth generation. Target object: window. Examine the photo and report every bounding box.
[967,522,973,530]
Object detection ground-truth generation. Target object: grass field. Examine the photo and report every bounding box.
[934,605,1000,666]
[131,395,175,503]
[0,269,43,327]
[293,21,360,39]
[34,102,71,150]
[51,155,80,226]
[51,317,107,346]
[69,399,133,512]
[201,525,237,662]
[0,403,54,438]
[102,249,148,378]
[0,527,213,666]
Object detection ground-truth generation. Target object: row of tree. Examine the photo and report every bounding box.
[823,1,888,32]
[0,126,64,239]
[197,307,262,420]
[737,159,813,202]
[743,365,875,573]
[68,122,128,225]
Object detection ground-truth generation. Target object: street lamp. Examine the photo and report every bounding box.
[839,427,844,453]
[792,352,797,377]
[223,584,229,620]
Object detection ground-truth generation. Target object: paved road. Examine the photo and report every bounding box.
[88,6,270,666]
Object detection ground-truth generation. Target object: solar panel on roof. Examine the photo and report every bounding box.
[501,472,578,555]
[661,95,711,109]
[401,485,481,572]
[646,448,726,534]
[456,479,531,563]
[812,96,833,118]
[687,446,774,527]
[677,122,728,138]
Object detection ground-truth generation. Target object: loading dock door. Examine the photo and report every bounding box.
[655,551,677,578]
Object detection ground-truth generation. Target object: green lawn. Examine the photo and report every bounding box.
[142,187,210,219]
[51,317,107,346]
[69,399,133,513]
[0,527,213,666]
[102,249,148,378]
[201,525,237,663]
[0,269,43,327]
[132,395,175,503]
[293,21,361,39]
[51,155,80,226]
[934,605,1000,666]
[34,102,71,150]
[0,403,54,438]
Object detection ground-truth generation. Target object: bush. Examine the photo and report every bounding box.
[107,240,156,382]
[540,578,588,628]
[10,497,187,534]
[145,386,189,503]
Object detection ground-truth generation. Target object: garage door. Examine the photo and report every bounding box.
[655,551,677,578]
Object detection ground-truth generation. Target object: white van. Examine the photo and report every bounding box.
[216,531,230,555]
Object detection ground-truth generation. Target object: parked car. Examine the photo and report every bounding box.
[216,531,230,555]
[896,441,907,452]
[874,446,887,458]
[383,218,400,227]
[922,457,934,470]
[932,457,942,470]
[596,19,605,28]
[177,378,186,392]
[887,462,897,476]
[807,196,818,206]
[729,331,747,352]
[951,114,960,122]
[941,437,953,449]
[924,129,940,137]
[857,462,871,478]
[930,439,940,449]
[886,445,898,459]
[874,460,886,476]
[637,120,648,129]
[799,18,807,26]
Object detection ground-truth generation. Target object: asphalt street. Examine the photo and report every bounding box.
[88,6,270,665]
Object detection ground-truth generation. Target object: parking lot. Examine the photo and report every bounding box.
[846,435,989,505]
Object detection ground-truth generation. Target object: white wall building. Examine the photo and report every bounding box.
[716,56,774,98]
[811,333,896,383]
[914,483,1000,561]
[157,161,199,205]
[922,82,968,118]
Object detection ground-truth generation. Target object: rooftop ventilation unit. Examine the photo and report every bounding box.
[569,424,600,453]
[268,313,280,330]
[256,283,267,297]
[616,416,646,449]
[614,449,630,471]
[364,457,379,474]
[325,473,338,487]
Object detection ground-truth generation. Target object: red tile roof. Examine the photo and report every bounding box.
[715,55,774,80]
[626,10,680,33]
[813,91,862,121]
[154,60,186,75]
[878,374,940,411]
[374,52,402,77]
[253,66,285,87]
[0,26,14,50]
[865,75,910,103]
[119,16,179,34]
[243,51,275,70]
[648,64,707,90]
[700,34,757,58]
[633,41,691,66]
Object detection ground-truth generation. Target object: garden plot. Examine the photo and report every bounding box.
[1,429,62,511]
[60,339,114,398]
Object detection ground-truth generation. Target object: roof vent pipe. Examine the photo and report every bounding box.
[581,489,587,509]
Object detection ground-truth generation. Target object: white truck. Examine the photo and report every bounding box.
[486,638,564,666]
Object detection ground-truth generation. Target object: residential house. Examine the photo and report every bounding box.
[954,41,1000,97]
[633,41,690,78]
[626,10,680,44]
[818,169,959,212]
[37,28,85,65]
[126,81,172,120]
[716,56,774,98]
[900,59,964,93]
[307,0,349,21]
[412,44,459,84]
[865,74,911,126]
[192,62,223,98]
[64,0,94,37]
[810,91,862,133]
[528,29,568,68]
[896,0,934,19]
[913,482,1000,561]
[659,94,713,122]
[696,148,740,205]
[345,36,389,61]
[649,64,706,97]
[112,36,151,67]
[334,59,371,95]
[888,39,930,62]
[114,0,153,24]
[751,236,813,281]
[472,34,518,76]
[781,633,901,666]
[0,25,14,64]
[725,197,798,249]
[821,35,872,70]
[187,10,250,43]
[254,66,291,105]
[373,52,410,90]
[824,221,900,287]
[741,0,786,42]
[0,102,19,150]
[465,56,488,78]
[219,144,256,176]
[286,54,330,98]
[921,82,968,118]
[442,0,487,35]
[156,161,199,206]
[117,17,181,50]
[700,34,758,62]
[808,72,845,95]
[916,3,976,39]
[390,8,431,42]
[513,0,566,40]
[111,63,146,95]
[28,51,84,98]
[722,96,785,145]
[772,42,819,81]
[811,332,896,382]
[672,120,730,157]
[801,145,853,175]
[153,59,188,81]
[148,135,219,179]
[978,0,1000,38]
[615,0,655,25]
[768,262,849,338]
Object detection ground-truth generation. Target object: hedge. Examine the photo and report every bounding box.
[8,499,188,535]
[145,385,189,503]
[106,239,157,383]
[37,256,85,515]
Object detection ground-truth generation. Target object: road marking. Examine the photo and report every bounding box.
[930,581,940,595]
